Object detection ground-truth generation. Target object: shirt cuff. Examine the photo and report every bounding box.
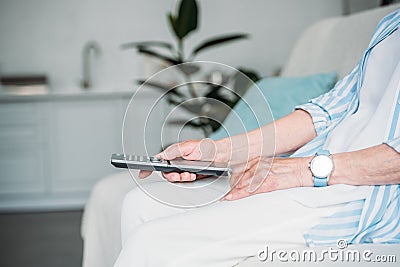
[295,102,331,136]
[384,137,400,153]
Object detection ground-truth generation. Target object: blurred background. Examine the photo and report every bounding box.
[0,0,397,266]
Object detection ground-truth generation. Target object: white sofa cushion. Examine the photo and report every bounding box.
[282,4,400,79]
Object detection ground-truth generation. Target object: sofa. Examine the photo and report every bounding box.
[81,4,400,267]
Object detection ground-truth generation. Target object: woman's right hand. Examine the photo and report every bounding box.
[138,138,229,181]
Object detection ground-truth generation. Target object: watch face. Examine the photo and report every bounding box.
[310,155,333,178]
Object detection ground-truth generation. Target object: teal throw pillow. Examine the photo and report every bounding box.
[210,72,337,140]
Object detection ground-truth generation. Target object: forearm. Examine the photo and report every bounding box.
[328,144,400,186]
[274,109,317,155]
[216,110,316,163]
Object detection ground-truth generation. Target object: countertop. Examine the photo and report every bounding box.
[0,89,161,103]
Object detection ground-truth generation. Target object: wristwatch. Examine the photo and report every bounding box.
[309,150,334,187]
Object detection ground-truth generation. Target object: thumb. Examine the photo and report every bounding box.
[158,142,195,160]
[180,138,217,161]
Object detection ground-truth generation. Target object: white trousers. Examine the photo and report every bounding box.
[114,177,368,267]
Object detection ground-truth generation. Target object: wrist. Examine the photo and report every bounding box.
[299,156,314,187]
[215,138,232,162]
[329,153,350,185]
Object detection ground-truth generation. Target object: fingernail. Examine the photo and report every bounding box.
[224,194,232,200]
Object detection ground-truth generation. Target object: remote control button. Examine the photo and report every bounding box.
[149,157,163,163]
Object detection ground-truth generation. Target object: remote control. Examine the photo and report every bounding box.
[111,154,231,176]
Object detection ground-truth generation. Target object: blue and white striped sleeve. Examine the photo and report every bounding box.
[385,137,400,153]
[295,66,360,136]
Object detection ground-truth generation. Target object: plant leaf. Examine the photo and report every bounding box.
[137,47,181,65]
[177,63,200,75]
[204,85,236,108]
[121,41,173,51]
[191,33,248,57]
[175,0,198,40]
[237,67,260,82]
[167,12,180,39]
[170,100,203,114]
[232,67,261,97]
[167,119,204,128]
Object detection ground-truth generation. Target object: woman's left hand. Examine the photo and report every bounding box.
[224,156,313,201]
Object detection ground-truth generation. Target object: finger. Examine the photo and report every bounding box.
[230,158,257,188]
[230,163,247,188]
[158,143,180,160]
[180,172,196,182]
[230,160,249,175]
[230,171,246,188]
[194,138,217,161]
[153,152,163,158]
[162,172,181,182]
[178,138,217,161]
[161,141,197,160]
[230,157,258,176]
[158,143,182,160]
[235,169,255,189]
[249,158,272,193]
[223,187,251,201]
[138,170,152,179]
[196,174,210,179]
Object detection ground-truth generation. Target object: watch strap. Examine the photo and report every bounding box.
[318,149,330,156]
[314,176,328,187]
[313,149,330,187]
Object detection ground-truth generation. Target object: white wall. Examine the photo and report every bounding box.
[344,0,383,14]
[0,0,347,92]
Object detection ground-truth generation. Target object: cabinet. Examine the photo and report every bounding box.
[0,102,46,195]
[0,91,165,211]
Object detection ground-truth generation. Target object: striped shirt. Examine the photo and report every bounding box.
[292,9,400,246]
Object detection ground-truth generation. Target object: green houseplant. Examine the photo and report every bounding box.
[123,0,259,136]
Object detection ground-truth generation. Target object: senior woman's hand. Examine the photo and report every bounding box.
[224,156,313,201]
[138,138,229,181]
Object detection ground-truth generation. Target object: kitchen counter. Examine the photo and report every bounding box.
[0,87,166,211]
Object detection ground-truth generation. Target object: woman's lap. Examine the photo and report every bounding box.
[115,179,351,267]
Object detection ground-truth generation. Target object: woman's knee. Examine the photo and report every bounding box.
[122,221,174,266]
[121,187,151,243]
[122,187,148,212]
